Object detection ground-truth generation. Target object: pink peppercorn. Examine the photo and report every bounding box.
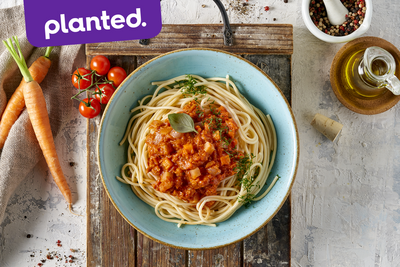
[264,6,270,11]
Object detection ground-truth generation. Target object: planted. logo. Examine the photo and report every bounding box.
[23,0,162,47]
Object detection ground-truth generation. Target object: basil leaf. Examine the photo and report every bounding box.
[168,113,198,134]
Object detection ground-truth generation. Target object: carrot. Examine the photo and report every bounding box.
[0,46,53,149]
[2,37,75,214]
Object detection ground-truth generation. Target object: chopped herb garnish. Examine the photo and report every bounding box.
[177,74,207,97]
[235,153,259,207]
[208,105,221,116]
[203,117,228,135]
[195,109,204,118]
[221,136,231,147]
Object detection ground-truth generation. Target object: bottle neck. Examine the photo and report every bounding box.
[358,58,388,89]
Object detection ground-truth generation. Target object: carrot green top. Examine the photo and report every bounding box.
[2,36,54,83]
[2,37,32,83]
[44,46,54,58]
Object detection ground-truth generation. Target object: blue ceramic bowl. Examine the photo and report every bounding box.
[97,48,299,249]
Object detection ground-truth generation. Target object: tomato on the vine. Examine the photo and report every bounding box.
[79,98,101,118]
[95,84,115,104]
[107,66,127,87]
[90,55,111,76]
[72,68,92,89]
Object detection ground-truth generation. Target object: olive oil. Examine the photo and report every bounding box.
[341,49,387,98]
[340,46,400,98]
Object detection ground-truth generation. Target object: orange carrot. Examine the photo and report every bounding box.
[0,47,53,149]
[3,37,74,213]
[24,80,73,207]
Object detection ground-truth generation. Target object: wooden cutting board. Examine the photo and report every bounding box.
[86,24,293,267]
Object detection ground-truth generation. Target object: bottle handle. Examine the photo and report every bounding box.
[386,75,400,95]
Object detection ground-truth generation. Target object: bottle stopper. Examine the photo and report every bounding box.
[311,113,343,142]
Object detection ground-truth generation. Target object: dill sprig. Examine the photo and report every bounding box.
[235,153,255,184]
[177,74,207,97]
[235,153,259,207]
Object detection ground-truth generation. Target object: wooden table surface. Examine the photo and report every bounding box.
[86,24,293,267]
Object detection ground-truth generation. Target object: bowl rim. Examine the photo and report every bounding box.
[96,47,300,250]
[301,0,373,43]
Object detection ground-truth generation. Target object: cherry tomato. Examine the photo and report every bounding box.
[107,66,127,87]
[95,84,115,104]
[79,98,101,118]
[72,68,92,89]
[90,55,111,76]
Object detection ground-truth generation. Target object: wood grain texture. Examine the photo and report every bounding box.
[188,242,242,267]
[87,55,137,267]
[87,25,293,267]
[86,24,293,56]
[137,234,186,267]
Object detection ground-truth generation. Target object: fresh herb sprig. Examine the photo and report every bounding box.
[168,113,198,133]
[235,153,259,207]
[177,75,207,97]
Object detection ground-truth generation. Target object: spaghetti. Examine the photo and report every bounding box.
[118,74,278,227]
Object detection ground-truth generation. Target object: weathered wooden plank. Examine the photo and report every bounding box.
[136,55,157,67]
[242,55,292,267]
[86,24,293,56]
[137,234,187,267]
[242,199,291,267]
[87,55,137,267]
[243,54,292,102]
[188,243,242,267]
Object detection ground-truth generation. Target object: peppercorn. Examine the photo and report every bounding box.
[309,0,366,36]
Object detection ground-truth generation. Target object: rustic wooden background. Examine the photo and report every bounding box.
[86,24,293,267]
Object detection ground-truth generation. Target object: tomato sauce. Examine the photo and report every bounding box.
[146,100,242,204]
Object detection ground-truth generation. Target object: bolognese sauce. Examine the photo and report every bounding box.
[146,100,242,204]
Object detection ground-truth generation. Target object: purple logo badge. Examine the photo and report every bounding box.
[23,0,162,47]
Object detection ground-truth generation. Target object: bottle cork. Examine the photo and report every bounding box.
[311,113,343,142]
